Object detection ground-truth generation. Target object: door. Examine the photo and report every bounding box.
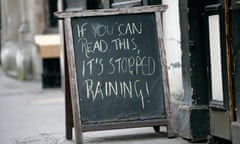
[205,3,234,140]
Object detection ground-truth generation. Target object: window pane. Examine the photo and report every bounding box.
[208,15,224,102]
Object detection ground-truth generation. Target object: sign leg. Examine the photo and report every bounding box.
[153,126,160,133]
[65,46,74,140]
[167,125,176,138]
[75,128,83,144]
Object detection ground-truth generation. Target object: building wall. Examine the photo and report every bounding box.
[162,0,210,140]
[1,0,21,73]
[1,0,55,80]
[30,0,46,80]
[162,0,183,101]
[163,0,192,138]
[1,0,21,42]
[31,0,46,35]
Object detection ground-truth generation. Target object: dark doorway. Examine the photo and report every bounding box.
[48,0,58,28]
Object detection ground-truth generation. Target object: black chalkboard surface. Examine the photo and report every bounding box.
[56,5,173,143]
[71,13,166,124]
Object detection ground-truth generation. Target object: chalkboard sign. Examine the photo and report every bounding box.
[56,5,173,143]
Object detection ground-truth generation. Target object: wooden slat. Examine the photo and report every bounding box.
[82,119,168,132]
[224,0,235,122]
[64,18,83,144]
[155,12,175,138]
[55,5,167,18]
[64,34,74,140]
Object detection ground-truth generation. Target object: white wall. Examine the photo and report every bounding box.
[162,0,184,99]
[31,0,46,35]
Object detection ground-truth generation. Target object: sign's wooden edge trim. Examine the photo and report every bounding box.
[82,119,168,132]
[64,18,83,143]
[155,12,175,137]
[55,5,168,18]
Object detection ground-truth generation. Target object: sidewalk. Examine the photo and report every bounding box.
[0,68,206,144]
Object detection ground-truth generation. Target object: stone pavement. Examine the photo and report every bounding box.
[0,68,207,144]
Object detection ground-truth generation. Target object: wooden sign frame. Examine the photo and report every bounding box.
[56,5,173,144]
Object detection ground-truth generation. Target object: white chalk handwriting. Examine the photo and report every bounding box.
[74,20,158,110]
[84,79,150,109]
